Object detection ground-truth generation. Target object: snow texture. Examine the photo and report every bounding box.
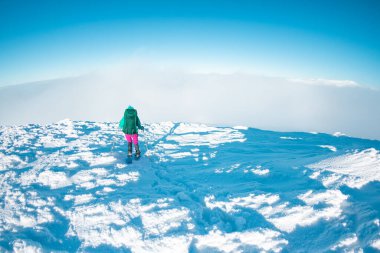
[0,120,380,252]
[308,148,380,188]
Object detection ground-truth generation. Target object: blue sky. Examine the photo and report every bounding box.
[0,0,379,87]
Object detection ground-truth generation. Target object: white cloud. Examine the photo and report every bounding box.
[288,78,360,87]
[0,66,379,139]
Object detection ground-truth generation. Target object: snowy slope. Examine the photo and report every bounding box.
[1,120,380,252]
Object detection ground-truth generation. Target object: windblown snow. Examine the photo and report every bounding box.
[308,148,380,188]
[0,120,379,252]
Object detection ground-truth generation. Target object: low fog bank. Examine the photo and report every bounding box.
[1,67,379,140]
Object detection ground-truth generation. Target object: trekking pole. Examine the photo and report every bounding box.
[142,128,150,156]
[111,140,115,152]
[110,124,117,153]
[111,121,122,153]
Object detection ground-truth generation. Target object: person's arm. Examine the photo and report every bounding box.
[121,110,129,133]
[136,115,144,130]
[119,116,125,129]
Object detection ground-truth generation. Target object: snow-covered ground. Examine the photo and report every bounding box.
[1,120,380,252]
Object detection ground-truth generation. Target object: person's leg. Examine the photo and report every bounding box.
[132,134,138,145]
[125,134,133,156]
[132,134,140,157]
[125,134,132,142]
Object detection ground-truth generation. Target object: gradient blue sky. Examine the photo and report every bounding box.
[1,0,379,87]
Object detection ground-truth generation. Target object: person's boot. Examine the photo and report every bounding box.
[127,142,132,157]
[134,143,141,159]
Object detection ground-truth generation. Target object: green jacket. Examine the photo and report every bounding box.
[120,108,143,134]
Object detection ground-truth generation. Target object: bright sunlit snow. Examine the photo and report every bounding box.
[1,120,380,252]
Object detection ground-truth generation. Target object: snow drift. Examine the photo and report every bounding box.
[0,120,380,252]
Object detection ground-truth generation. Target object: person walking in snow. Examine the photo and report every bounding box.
[120,106,144,158]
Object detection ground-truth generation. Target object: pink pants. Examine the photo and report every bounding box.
[125,134,138,145]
